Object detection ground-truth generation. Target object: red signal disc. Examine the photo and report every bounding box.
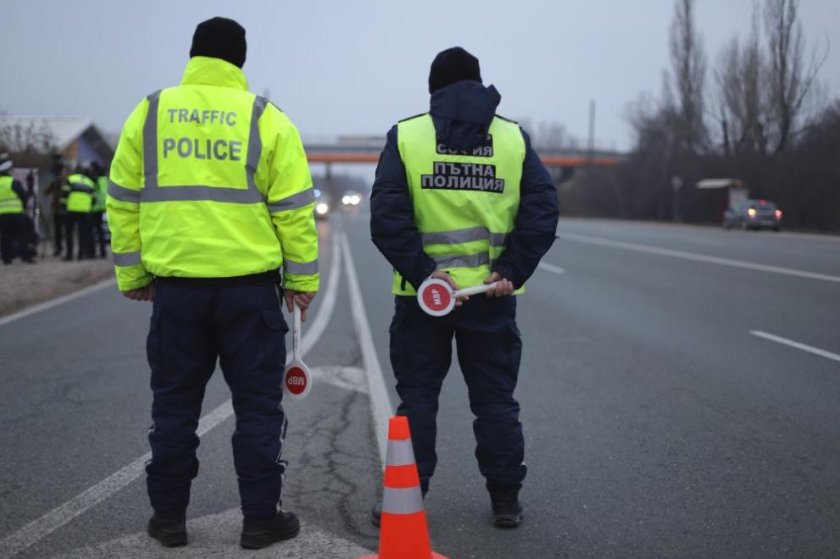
[421,283,451,312]
[285,367,308,396]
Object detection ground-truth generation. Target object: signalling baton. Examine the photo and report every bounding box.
[283,302,312,399]
[416,277,499,317]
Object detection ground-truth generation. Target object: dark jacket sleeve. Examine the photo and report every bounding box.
[491,129,559,288]
[11,180,29,206]
[370,126,437,290]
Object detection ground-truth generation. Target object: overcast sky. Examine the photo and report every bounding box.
[2,0,838,151]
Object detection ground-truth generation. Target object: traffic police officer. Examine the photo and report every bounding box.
[107,18,318,550]
[62,168,96,260]
[370,47,559,528]
[89,161,109,258]
[0,154,30,264]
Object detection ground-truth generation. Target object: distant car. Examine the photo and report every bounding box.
[340,191,363,207]
[313,188,330,220]
[723,199,782,231]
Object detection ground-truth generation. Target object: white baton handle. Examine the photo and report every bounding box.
[292,303,302,362]
[453,282,499,298]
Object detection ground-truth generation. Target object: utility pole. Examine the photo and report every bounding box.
[587,99,596,165]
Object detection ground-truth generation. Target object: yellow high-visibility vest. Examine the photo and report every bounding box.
[394,113,524,294]
[0,176,24,215]
[63,174,95,213]
[107,56,319,292]
[92,176,108,212]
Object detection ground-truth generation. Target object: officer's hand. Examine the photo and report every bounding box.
[284,290,316,321]
[484,272,514,297]
[122,284,155,302]
[431,270,466,307]
[431,270,458,290]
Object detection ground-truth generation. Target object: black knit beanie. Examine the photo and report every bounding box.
[190,17,247,68]
[428,47,482,93]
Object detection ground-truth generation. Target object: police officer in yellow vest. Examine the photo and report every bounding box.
[0,153,32,264]
[62,168,96,260]
[107,18,318,550]
[89,161,109,258]
[370,47,559,529]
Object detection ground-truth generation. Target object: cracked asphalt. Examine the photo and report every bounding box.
[2,213,840,558]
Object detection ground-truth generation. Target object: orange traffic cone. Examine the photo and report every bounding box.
[360,416,448,559]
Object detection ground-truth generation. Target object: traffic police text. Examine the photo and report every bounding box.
[162,108,242,161]
[421,162,505,193]
[436,135,494,157]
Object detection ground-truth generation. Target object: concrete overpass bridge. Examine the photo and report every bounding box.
[303,141,626,168]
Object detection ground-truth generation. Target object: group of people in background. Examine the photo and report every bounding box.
[43,160,110,261]
[0,153,111,265]
[0,153,36,264]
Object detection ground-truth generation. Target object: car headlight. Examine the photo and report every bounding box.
[315,202,329,215]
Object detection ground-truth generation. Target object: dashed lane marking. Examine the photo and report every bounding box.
[0,277,115,327]
[559,231,840,284]
[750,330,840,364]
[538,262,566,275]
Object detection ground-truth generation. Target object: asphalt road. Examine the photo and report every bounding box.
[1,213,839,558]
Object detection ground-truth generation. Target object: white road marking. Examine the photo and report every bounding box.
[0,277,115,327]
[0,239,343,558]
[312,366,368,394]
[538,262,566,275]
[559,231,840,284]
[300,235,342,357]
[750,330,840,364]
[339,233,393,466]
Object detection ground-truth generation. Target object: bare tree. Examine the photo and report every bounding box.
[0,120,55,154]
[763,0,828,155]
[534,121,580,151]
[716,11,768,157]
[668,0,708,152]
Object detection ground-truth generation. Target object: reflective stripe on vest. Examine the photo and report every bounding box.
[108,179,140,203]
[267,188,316,212]
[394,114,524,295]
[113,250,142,267]
[421,226,508,248]
[0,176,24,215]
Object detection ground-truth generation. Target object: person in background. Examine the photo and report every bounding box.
[88,161,109,258]
[44,160,68,257]
[62,166,96,260]
[0,153,33,264]
[369,47,559,529]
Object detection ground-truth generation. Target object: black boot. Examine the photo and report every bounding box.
[147,514,187,547]
[370,500,382,527]
[240,511,300,550]
[490,489,522,529]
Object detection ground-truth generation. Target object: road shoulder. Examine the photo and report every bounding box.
[0,255,113,319]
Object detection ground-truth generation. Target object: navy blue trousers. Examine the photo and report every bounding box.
[146,279,289,518]
[389,295,527,494]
